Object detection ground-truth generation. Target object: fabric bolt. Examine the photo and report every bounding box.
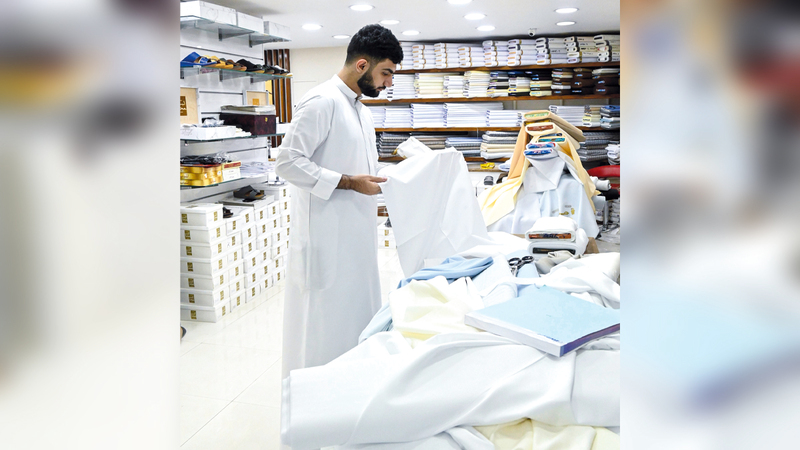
[276,75,381,378]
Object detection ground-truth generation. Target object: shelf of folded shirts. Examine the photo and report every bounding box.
[394,62,619,74]
[181,133,285,143]
[180,15,290,47]
[375,127,606,132]
[362,94,619,105]
[180,174,270,203]
[180,66,291,82]
[379,156,508,163]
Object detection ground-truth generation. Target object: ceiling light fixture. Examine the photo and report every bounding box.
[333,35,350,39]
[556,21,575,26]
[447,0,472,5]
[380,19,400,25]
[464,13,485,20]
[477,25,495,31]
[302,23,322,30]
[402,30,420,36]
[350,4,374,11]
[555,7,579,14]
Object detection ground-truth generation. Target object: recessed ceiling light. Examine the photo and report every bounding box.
[476,25,495,31]
[302,24,322,30]
[350,4,374,11]
[333,35,350,39]
[380,19,400,25]
[464,13,485,20]
[556,7,579,14]
[556,21,576,26]
[402,30,420,36]
[448,0,472,4]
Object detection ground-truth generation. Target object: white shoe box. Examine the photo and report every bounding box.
[272,241,288,259]
[245,284,261,303]
[261,276,272,292]
[254,203,271,223]
[180,285,228,307]
[256,219,276,236]
[236,11,263,33]
[243,250,260,272]
[226,247,243,265]
[219,196,274,210]
[259,261,271,279]
[181,272,227,290]
[227,232,242,248]
[266,201,280,218]
[280,199,291,213]
[257,233,272,250]
[226,206,254,226]
[274,268,286,283]
[377,225,393,238]
[181,300,231,323]
[241,223,257,241]
[180,203,224,227]
[180,254,227,276]
[379,235,397,249]
[244,270,260,289]
[242,238,257,255]
[228,260,245,280]
[258,248,271,264]
[181,224,225,243]
[225,213,245,235]
[230,290,245,310]
[271,229,285,246]
[280,212,291,227]
[272,256,285,271]
[283,226,291,240]
[229,276,245,296]
[180,237,227,258]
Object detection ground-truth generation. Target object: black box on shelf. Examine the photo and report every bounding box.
[218,113,277,136]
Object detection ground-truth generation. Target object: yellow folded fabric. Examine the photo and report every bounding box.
[475,418,620,450]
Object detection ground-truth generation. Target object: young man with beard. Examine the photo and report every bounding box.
[275,24,403,378]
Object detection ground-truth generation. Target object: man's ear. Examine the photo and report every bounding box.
[356,58,370,74]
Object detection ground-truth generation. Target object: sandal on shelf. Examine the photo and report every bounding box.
[227,59,246,71]
[237,59,265,74]
[233,186,265,201]
[181,52,215,67]
[222,207,233,218]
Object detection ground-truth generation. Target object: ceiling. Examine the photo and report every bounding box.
[212,0,620,49]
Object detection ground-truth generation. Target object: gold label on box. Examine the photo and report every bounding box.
[218,260,223,270]
[186,246,193,256]
[218,243,223,253]
[251,257,256,266]
[383,230,389,236]
[385,240,390,246]
[248,243,253,252]
[245,213,250,223]
[276,247,281,255]
[187,262,193,272]
[260,211,264,220]
[231,236,236,245]
[287,215,291,223]
[184,230,191,240]
[216,228,221,238]
[237,297,241,306]
[234,252,238,261]
[222,306,226,316]
[233,222,237,230]
[236,281,241,291]
[287,228,290,236]
[248,229,252,238]
[189,294,195,303]
[284,201,288,209]
[251,273,256,282]
[264,266,268,275]
[273,219,278,228]
[220,290,225,300]
[277,232,281,241]
[220,275,224,284]
[277,273,281,281]
[251,287,256,296]
[181,213,188,224]
[282,188,287,196]
[190,310,197,320]
[276,259,280,268]
[214,211,218,221]
[188,278,195,288]
[235,267,240,277]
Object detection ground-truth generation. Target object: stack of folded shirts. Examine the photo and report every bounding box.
[564,36,598,63]
[434,42,465,69]
[547,105,585,127]
[383,105,413,128]
[445,136,483,156]
[551,68,574,94]
[600,105,620,129]
[411,103,446,128]
[488,71,510,97]
[444,102,502,127]
[535,37,569,65]
[412,44,436,70]
[570,67,595,95]
[480,131,518,159]
[388,74,416,100]
[607,141,620,165]
[377,133,410,156]
[399,42,416,70]
[366,106,386,127]
[506,39,539,66]
[443,74,466,98]
[458,46,485,68]
[582,105,603,127]
[529,70,553,97]
[594,34,621,62]
[508,71,532,96]
[463,71,491,97]
[593,68,620,95]
[415,73,457,98]
[578,131,620,162]
[483,40,509,67]
[486,110,525,127]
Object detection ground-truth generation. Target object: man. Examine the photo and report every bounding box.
[275,24,403,378]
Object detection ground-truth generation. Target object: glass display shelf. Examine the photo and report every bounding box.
[180,15,291,47]
[180,174,269,190]
[181,133,284,143]
[180,66,290,82]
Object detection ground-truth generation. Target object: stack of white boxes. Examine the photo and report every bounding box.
[227,198,273,304]
[180,204,238,322]
[262,184,291,285]
[377,219,395,250]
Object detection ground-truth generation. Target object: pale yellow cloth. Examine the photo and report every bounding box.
[475,418,620,450]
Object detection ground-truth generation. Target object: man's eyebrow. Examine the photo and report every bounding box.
[384,68,395,74]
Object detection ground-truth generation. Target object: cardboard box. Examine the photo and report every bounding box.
[236,11,263,33]
[181,238,227,258]
[259,248,271,264]
[180,1,237,25]
[272,229,284,246]
[379,236,397,249]
[181,224,225,243]
[261,276,271,292]
[180,300,230,323]
[180,87,199,125]
[180,204,223,228]
[180,255,227,276]
[228,260,245,280]
[281,199,291,213]
[377,225,393,238]
[254,203,270,222]
[218,113,276,136]
[219,196,274,211]
[260,261,271,279]
[180,286,229,307]
[181,272,226,291]
[225,206,254,226]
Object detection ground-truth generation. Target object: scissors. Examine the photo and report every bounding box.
[508,256,534,276]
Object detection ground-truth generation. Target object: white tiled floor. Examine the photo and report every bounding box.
[179,248,405,448]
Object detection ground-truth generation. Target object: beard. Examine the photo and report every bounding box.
[357,71,382,98]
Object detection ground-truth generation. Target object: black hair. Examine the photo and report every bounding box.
[345,24,403,65]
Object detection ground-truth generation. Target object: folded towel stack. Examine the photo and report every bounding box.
[445,136,483,156]
[434,43,465,69]
[486,110,526,127]
[594,34,620,63]
[463,71,491,97]
[444,102,503,127]
[483,40,509,68]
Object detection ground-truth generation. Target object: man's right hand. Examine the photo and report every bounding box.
[337,174,387,195]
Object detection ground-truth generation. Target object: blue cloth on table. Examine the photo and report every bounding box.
[358,256,495,343]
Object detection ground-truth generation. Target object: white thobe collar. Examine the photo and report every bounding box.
[332,75,362,106]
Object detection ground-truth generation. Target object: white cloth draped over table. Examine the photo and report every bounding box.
[276,75,382,378]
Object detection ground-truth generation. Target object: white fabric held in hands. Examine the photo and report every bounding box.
[379,150,494,277]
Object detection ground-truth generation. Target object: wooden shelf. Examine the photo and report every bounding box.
[379,156,508,163]
[375,126,606,133]
[362,94,619,105]
[394,62,619,74]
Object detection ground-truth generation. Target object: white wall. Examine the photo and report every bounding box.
[289,46,348,107]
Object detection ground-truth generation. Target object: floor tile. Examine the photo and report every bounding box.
[180,395,230,445]
[201,301,283,352]
[180,339,202,356]
[180,402,281,450]
[235,358,282,408]
[180,344,279,401]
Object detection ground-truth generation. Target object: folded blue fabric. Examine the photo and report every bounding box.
[358,256,494,343]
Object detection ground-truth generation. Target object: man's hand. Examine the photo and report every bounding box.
[337,174,387,195]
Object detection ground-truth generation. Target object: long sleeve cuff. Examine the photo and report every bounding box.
[311,167,342,200]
